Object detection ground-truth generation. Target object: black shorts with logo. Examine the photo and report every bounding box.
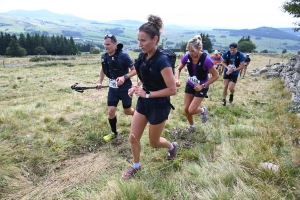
[184,83,209,98]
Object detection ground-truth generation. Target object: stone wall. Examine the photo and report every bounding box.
[251,51,300,114]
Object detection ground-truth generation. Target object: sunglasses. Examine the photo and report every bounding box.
[105,34,114,38]
[104,34,117,42]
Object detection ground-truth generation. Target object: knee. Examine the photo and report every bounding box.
[188,107,196,114]
[129,133,139,145]
[108,109,115,116]
[124,109,132,115]
[184,107,189,114]
[149,140,159,147]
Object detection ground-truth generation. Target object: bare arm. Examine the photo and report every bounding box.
[236,62,245,71]
[134,67,176,98]
[175,63,185,87]
[96,68,105,89]
[117,66,136,86]
[99,68,105,84]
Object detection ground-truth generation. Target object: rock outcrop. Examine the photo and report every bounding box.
[251,51,300,114]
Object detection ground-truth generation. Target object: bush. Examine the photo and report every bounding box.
[29,56,55,62]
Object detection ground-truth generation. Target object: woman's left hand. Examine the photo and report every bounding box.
[194,84,204,92]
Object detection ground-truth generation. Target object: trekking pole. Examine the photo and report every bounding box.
[71,83,109,93]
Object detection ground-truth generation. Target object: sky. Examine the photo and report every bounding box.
[0,0,297,30]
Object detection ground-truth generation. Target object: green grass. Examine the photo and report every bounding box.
[0,54,299,199]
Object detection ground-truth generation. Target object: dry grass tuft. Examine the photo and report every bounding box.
[7,152,111,200]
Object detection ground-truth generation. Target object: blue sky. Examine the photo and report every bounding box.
[0,0,297,29]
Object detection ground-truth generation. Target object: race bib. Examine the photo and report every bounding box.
[109,79,118,88]
[188,76,200,85]
[228,64,236,70]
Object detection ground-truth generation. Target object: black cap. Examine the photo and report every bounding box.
[229,43,237,48]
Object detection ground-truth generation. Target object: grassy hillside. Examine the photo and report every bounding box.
[0,53,299,199]
[0,10,299,52]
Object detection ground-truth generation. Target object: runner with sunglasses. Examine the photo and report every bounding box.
[97,34,136,141]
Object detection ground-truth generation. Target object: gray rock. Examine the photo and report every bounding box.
[265,72,279,78]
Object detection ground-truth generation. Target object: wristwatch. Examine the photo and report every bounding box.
[124,74,129,80]
[202,84,206,88]
[146,90,151,98]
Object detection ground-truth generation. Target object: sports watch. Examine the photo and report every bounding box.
[124,74,129,80]
[146,90,151,98]
[202,84,206,88]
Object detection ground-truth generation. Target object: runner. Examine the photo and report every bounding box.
[122,14,178,179]
[175,35,219,131]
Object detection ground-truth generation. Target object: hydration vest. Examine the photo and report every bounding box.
[135,48,175,91]
[225,51,241,67]
[186,53,208,81]
[101,43,128,79]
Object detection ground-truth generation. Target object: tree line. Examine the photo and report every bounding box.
[0,32,104,57]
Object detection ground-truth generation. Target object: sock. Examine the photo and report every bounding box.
[223,98,226,101]
[201,107,206,114]
[133,162,140,169]
[169,144,174,151]
[108,117,117,134]
[189,124,195,129]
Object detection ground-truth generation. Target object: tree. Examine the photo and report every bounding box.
[0,32,6,55]
[179,33,213,53]
[68,37,78,55]
[159,38,168,49]
[50,36,58,55]
[238,41,257,53]
[282,49,287,53]
[237,36,256,52]
[25,33,34,55]
[282,0,300,31]
[260,49,268,53]
[180,42,187,53]
[90,46,100,54]
[6,38,27,57]
[34,46,47,55]
[238,36,251,44]
[18,33,26,49]
[200,33,213,53]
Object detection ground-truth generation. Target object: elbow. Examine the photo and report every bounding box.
[170,87,177,96]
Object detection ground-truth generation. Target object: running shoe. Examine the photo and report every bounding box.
[222,99,226,106]
[201,107,208,123]
[122,165,142,179]
[167,142,178,160]
[188,125,195,132]
[103,132,118,142]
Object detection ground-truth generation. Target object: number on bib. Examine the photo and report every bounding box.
[109,79,118,88]
[188,76,200,85]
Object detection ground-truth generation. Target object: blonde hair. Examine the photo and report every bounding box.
[187,35,203,51]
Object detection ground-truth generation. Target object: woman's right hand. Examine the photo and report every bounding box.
[175,80,181,87]
[128,87,135,98]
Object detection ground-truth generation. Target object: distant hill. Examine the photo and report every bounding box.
[1,9,299,53]
[213,27,300,41]
[278,27,300,37]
